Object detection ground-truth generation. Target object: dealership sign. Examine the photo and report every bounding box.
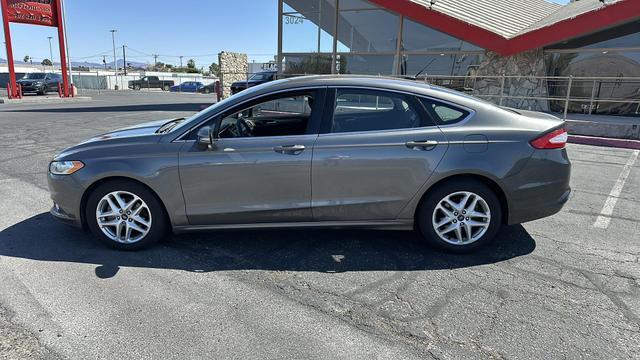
[6,0,58,27]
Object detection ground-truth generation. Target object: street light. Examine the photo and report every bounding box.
[47,36,53,69]
[110,29,117,89]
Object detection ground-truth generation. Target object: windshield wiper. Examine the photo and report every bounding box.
[156,118,185,134]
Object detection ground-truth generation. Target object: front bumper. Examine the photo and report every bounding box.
[18,84,44,92]
[47,172,85,227]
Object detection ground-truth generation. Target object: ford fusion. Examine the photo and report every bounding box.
[48,76,571,252]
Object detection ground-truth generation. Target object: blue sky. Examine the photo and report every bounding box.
[2,0,569,67]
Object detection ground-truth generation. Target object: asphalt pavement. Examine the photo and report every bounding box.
[0,91,638,359]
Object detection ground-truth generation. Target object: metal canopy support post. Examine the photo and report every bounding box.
[55,0,70,97]
[277,0,283,78]
[1,0,19,98]
[331,0,339,75]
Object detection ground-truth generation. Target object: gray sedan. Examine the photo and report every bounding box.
[47,76,571,252]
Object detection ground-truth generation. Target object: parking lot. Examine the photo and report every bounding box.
[0,91,638,359]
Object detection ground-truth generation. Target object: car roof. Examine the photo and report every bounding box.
[236,75,491,110]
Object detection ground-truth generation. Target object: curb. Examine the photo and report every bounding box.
[568,135,640,150]
[0,96,92,105]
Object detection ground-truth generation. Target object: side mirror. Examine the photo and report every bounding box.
[196,126,214,150]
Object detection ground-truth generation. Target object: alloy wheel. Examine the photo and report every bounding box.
[431,191,491,245]
[95,191,152,244]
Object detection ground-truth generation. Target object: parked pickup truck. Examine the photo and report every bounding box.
[128,76,175,91]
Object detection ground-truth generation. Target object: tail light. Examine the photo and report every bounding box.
[530,128,568,149]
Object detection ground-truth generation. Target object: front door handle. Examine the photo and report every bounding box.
[274,144,305,155]
[406,140,439,150]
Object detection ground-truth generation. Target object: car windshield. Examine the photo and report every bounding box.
[166,79,285,135]
[249,73,272,81]
[23,73,46,80]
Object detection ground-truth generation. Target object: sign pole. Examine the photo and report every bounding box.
[1,0,19,98]
[54,0,69,97]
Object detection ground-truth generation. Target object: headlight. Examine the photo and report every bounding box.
[49,161,84,175]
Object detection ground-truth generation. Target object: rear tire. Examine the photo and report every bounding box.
[163,84,170,91]
[416,179,502,253]
[85,180,168,250]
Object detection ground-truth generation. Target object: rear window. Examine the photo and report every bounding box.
[419,98,470,125]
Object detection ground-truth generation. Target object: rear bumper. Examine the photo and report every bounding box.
[504,148,572,225]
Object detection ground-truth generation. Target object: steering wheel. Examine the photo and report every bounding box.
[235,117,253,137]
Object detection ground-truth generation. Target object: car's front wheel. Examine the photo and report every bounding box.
[85,180,167,250]
[163,85,170,91]
[417,179,502,253]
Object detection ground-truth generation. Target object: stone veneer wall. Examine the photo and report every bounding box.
[218,52,248,98]
[472,49,549,111]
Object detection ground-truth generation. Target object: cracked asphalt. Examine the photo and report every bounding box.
[0,91,639,359]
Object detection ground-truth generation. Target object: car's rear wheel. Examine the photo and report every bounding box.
[85,180,168,250]
[163,84,170,91]
[417,179,502,253]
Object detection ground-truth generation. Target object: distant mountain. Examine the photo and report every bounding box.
[0,58,148,69]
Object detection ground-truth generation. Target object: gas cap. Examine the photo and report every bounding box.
[463,134,489,153]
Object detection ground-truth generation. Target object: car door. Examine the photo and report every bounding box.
[311,88,449,221]
[179,88,326,225]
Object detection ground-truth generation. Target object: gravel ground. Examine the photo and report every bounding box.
[0,91,638,359]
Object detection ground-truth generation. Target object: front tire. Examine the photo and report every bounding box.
[85,180,168,250]
[163,84,170,91]
[417,179,502,253]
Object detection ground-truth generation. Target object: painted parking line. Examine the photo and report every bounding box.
[593,149,640,229]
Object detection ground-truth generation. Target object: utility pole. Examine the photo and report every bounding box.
[153,54,159,69]
[180,55,183,69]
[110,29,117,88]
[122,45,127,75]
[47,36,54,70]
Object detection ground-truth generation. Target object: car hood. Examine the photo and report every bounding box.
[83,119,171,142]
[17,79,40,83]
[53,119,177,160]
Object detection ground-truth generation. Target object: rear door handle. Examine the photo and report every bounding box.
[405,140,439,150]
[274,144,305,155]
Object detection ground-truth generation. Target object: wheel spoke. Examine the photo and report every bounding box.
[462,222,473,240]
[469,211,489,219]
[105,196,120,213]
[465,196,479,213]
[124,224,133,242]
[98,218,119,227]
[453,225,463,243]
[436,204,454,218]
[128,221,146,233]
[112,193,127,211]
[435,216,453,228]
[132,215,150,228]
[457,193,471,211]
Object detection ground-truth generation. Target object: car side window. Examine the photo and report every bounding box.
[330,89,423,133]
[217,93,315,138]
[419,98,470,125]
